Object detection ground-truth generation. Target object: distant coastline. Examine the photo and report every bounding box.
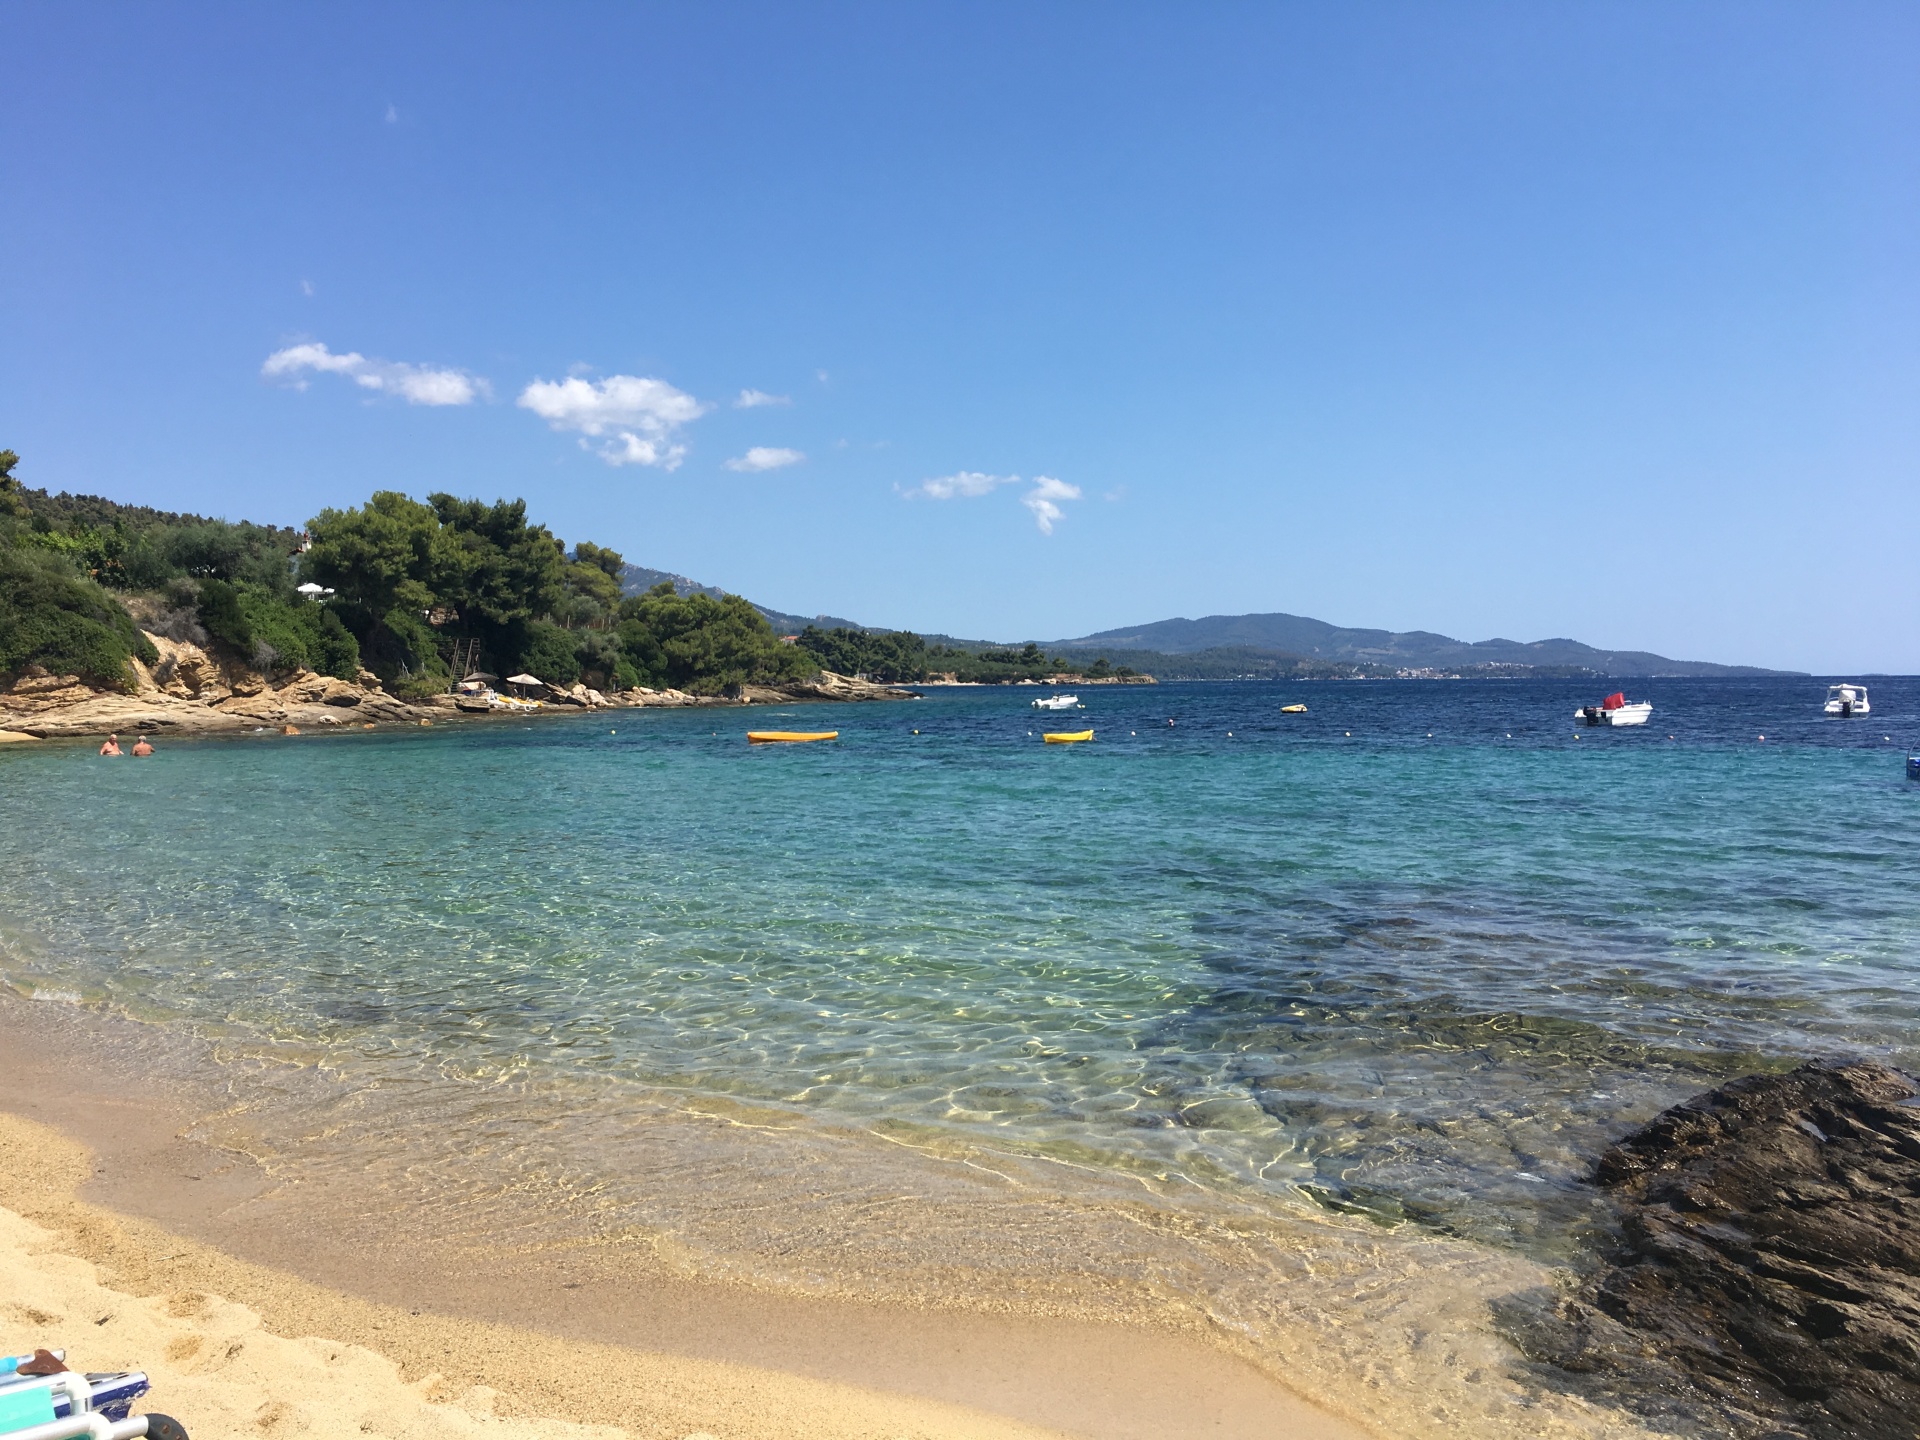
[628,565,1797,683]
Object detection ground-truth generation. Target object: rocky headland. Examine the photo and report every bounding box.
[0,632,916,741]
[1507,1060,1920,1439]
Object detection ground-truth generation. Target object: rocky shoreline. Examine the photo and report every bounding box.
[1507,1060,1920,1439]
[0,631,917,741]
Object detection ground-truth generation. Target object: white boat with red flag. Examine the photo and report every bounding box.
[1575,691,1653,727]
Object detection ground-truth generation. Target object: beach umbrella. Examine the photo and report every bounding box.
[506,673,543,686]
[463,671,498,682]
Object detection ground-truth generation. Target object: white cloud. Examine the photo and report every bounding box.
[907,470,1018,500]
[264,342,360,380]
[299,279,314,297]
[899,469,1081,533]
[385,103,399,124]
[725,446,805,473]
[734,389,790,409]
[1021,476,1081,535]
[261,342,482,406]
[516,374,710,470]
[602,432,680,467]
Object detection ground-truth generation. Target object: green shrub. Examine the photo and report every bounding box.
[794,625,928,682]
[392,672,448,702]
[233,587,361,678]
[615,584,811,694]
[311,607,361,678]
[0,546,156,690]
[194,578,253,656]
[363,606,449,689]
[571,628,625,690]
[512,621,581,686]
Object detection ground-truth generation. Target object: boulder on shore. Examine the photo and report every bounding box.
[1509,1060,1920,1439]
[739,671,919,704]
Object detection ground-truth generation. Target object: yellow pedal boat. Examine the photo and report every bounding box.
[747,731,839,743]
[1043,729,1094,743]
[1281,704,1307,714]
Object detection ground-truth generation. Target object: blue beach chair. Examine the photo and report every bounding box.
[0,1354,185,1440]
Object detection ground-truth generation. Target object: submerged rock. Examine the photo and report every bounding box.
[1510,1061,1920,1438]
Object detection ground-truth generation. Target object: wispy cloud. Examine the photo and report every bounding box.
[899,470,1079,533]
[734,389,790,409]
[904,470,1018,500]
[1021,476,1081,535]
[517,374,710,470]
[262,341,482,406]
[725,446,805,473]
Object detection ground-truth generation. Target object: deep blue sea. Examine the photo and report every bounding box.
[3,676,1917,1269]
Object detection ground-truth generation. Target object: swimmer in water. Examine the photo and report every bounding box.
[98,733,123,756]
[131,736,154,757]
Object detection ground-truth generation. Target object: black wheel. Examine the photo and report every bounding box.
[143,1414,190,1440]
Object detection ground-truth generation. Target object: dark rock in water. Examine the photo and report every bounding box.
[1509,1061,1920,1439]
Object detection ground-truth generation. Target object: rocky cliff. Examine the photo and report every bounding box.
[0,642,914,740]
[1,631,424,737]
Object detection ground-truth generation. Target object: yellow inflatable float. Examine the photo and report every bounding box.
[748,731,838,743]
[1043,729,1094,743]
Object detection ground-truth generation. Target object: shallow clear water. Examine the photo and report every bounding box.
[3,677,1917,1261]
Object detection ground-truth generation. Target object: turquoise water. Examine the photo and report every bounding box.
[2,678,1917,1260]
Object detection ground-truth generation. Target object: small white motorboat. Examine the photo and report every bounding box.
[1032,694,1081,710]
[1575,691,1652,727]
[1823,683,1870,717]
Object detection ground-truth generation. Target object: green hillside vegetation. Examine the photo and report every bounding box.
[796,626,1173,684]
[1,449,362,689]
[0,454,810,697]
[303,492,809,696]
[2,451,161,689]
[794,628,1095,684]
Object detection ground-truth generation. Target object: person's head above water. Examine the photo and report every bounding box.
[131,736,154,756]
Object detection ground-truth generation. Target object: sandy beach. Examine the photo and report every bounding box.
[0,998,1374,1440]
[0,1110,1087,1440]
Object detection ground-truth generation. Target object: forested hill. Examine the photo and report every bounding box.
[617,563,864,636]
[1049,612,1792,677]
[0,457,819,697]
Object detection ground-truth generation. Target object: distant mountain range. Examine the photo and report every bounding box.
[620,565,1794,677]
[1049,612,1792,677]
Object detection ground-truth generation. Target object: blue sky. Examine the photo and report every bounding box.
[4,3,1916,670]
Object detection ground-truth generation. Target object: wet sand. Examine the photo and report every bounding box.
[0,996,1372,1440]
